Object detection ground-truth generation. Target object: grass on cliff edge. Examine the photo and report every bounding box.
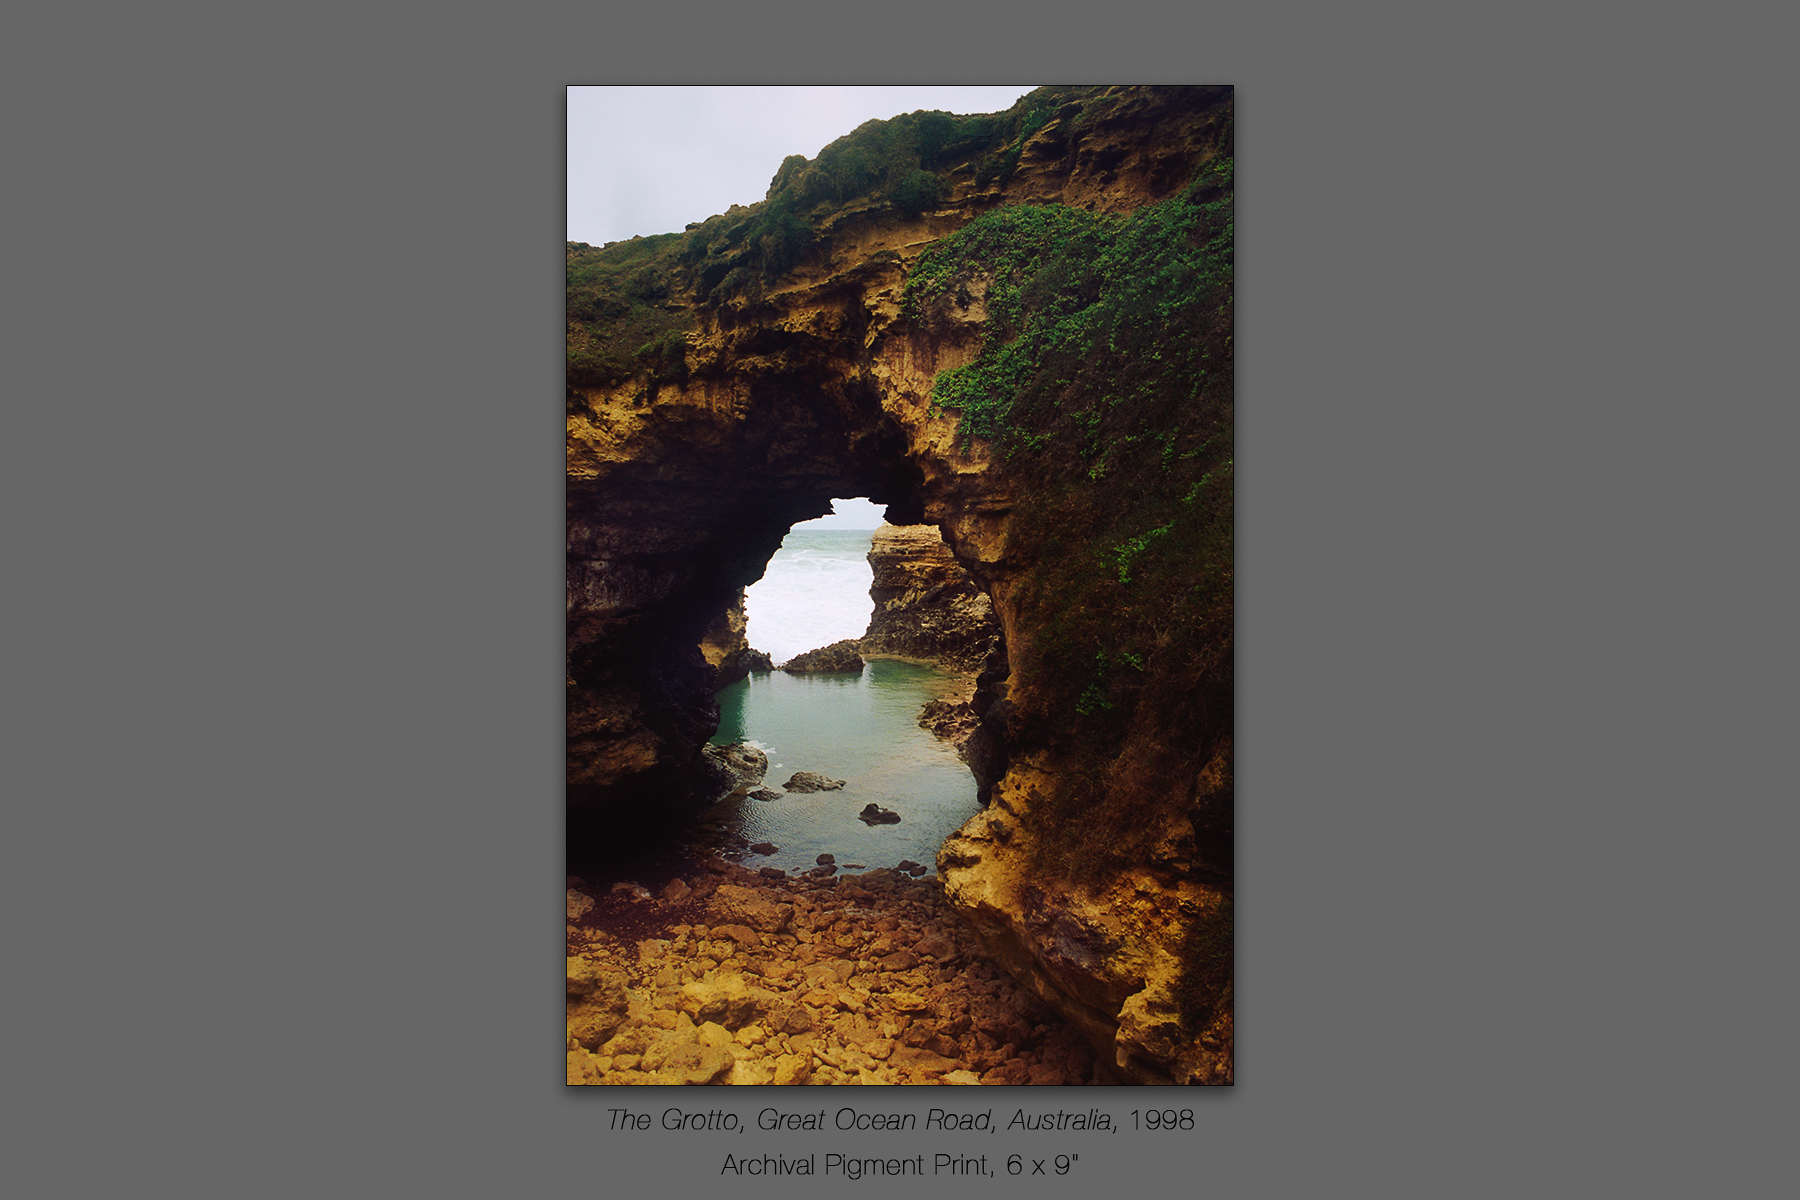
[566,235,695,396]
[567,87,1122,382]
[903,156,1235,906]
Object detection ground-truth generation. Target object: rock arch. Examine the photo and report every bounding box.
[567,85,1234,1082]
[565,367,935,851]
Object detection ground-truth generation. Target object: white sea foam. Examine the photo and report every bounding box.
[743,530,876,664]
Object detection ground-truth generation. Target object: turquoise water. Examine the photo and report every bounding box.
[706,660,980,876]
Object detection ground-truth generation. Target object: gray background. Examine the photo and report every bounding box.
[6,1,1787,1196]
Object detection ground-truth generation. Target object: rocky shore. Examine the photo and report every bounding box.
[567,856,1102,1086]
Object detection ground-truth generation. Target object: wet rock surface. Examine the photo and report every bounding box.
[781,771,846,793]
[702,743,768,798]
[567,858,1105,1086]
[781,639,866,674]
[916,681,980,760]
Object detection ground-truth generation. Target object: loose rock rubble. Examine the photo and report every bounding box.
[567,858,1103,1086]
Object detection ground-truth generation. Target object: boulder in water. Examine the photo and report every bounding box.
[781,639,865,674]
[783,771,845,793]
[703,742,769,797]
[859,803,901,825]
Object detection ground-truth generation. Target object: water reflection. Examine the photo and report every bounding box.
[705,660,977,876]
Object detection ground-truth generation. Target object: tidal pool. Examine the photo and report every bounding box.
[705,659,980,876]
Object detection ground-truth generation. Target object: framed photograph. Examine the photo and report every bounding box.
[566,85,1233,1087]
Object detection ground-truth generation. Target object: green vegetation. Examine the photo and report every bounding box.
[890,168,946,215]
[571,88,1104,332]
[566,235,693,394]
[974,102,1052,187]
[905,156,1233,456]
[903,151,1235,890]
[764,105,996,213]
[672,90,1092,301]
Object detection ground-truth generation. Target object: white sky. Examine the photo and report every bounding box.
[567,86,1038,245]
[793,497,888,530]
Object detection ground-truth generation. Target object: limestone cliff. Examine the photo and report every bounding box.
[568,85,1233,1082]
[861,522,1000,675]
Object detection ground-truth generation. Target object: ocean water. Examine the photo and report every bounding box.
[742,529,877,666]
[708,527,981,876]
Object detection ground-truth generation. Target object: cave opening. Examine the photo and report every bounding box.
[740,496,884,667]
[694,496,995,880]
[564,369,1001,880]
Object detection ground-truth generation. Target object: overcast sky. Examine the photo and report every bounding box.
[567,86,1038,246]
[569,87,1037,528]
[789,497,887,530]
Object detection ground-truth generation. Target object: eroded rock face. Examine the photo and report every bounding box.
[861,522,1000,674]
[937,760,1232,1084]
[699,588,773,689]
[568,85,1233,1082]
